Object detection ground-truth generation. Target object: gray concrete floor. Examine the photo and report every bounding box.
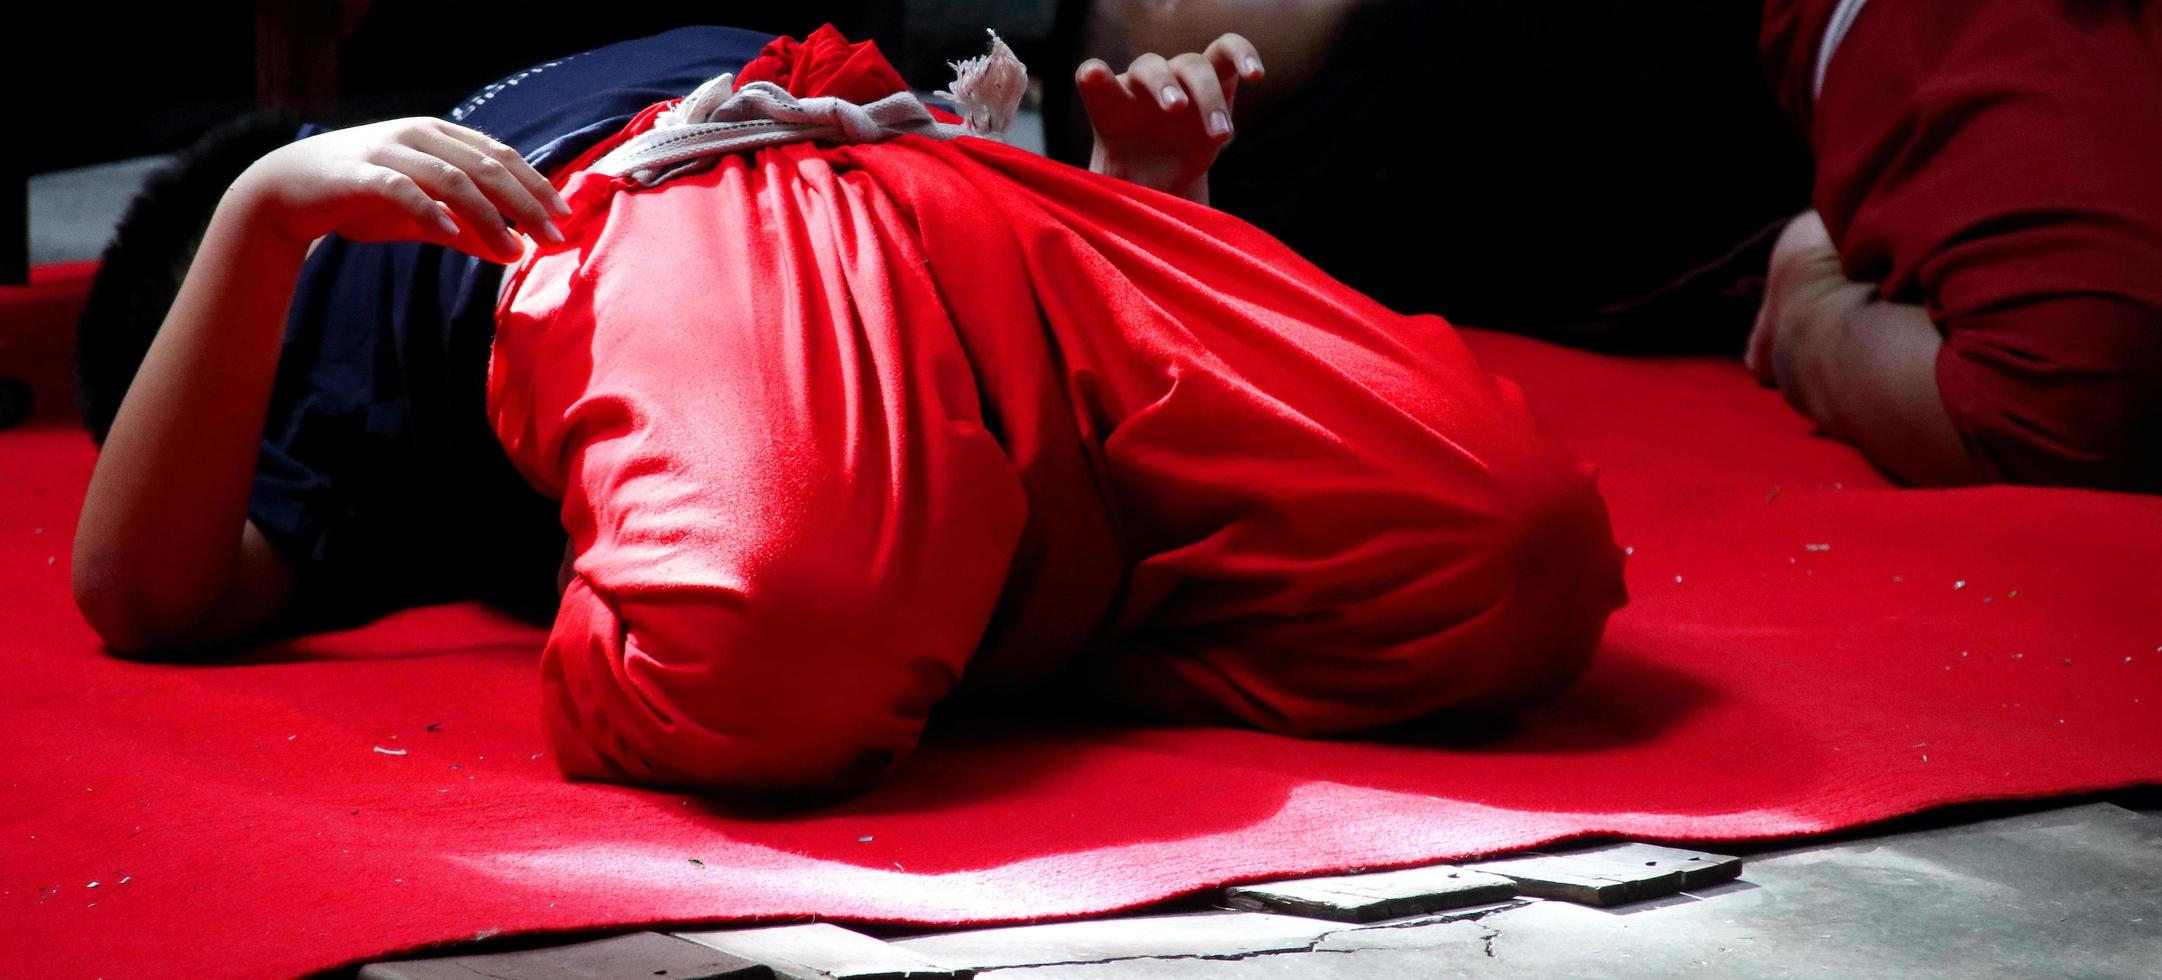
[892,803,2161,980]
[367,801,2161,979]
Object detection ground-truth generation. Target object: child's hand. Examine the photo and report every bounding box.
[229,118,570,264]
[1747,210,1874,400]
[1078,34,1264,204]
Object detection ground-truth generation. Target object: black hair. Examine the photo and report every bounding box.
[74,111,304,443]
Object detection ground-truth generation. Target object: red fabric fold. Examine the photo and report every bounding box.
[735,23,911,104]
[490,34,1625,792]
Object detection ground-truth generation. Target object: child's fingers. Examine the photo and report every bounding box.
[373,145,525,261]
[433,210,515,263]
[1074,57,1124,115]
[1205,33,1264,84]
[1075,57,1119,90]
[1169,53,1233,139]
[434,121,570,217]
[412,127,565,244]
[369,165,466,244]
[1123,53,1186,110]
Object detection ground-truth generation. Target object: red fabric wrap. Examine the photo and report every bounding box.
[1762,1,2162,489]
[489,32,1627,791]
[734,25,913,104]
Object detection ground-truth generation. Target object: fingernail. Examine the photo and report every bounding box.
[1160,85,1185,108]
[548,192,572,217]
[1243,56,1263,77]
[434,212,462,238]
[536,220,565,245]
[1208,111,1232,137]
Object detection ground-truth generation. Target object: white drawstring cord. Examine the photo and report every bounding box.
[593,30,1029,188]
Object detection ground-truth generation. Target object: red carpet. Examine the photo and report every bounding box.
[0,261,95,423]
[6,271,2160,977]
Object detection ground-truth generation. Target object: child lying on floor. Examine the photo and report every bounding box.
[73,26,1627,793]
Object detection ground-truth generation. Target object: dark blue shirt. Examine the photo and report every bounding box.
[252,26,773,625]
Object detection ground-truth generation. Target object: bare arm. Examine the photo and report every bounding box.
[73,118,566,653]
[1747,212,1987,487]
[71,194,309,652]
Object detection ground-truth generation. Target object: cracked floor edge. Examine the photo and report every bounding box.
[977,945,1381,972]
[971,905,1530,972]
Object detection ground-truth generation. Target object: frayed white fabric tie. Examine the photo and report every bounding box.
[594,30,1028,187]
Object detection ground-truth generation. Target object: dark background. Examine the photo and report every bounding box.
[9,0,1804,338]
[8,1,1072,283]
[22,2,1085,175]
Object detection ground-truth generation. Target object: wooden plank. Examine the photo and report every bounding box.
[1469,842,1741,906]
[677,923,971,980]
[1224,865,1519,922]
[1584,842,1744,890]
[1468,857,1664,905]
[359,932,771,980]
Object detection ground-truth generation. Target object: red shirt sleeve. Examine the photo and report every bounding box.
[1936,296,2162,490]
[1791,0,2162,489]
[1756,0,1838,135]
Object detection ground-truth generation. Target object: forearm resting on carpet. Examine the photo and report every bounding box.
[1750,211,1986,488]
[1788,298,1987,488]
[72,181,305,653]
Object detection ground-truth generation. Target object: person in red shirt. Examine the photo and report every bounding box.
[1750,0,2162,491]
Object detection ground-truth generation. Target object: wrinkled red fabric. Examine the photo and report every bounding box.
[488,31,1627,791]
[1761,1,2162,490]
[735,24,913,105]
